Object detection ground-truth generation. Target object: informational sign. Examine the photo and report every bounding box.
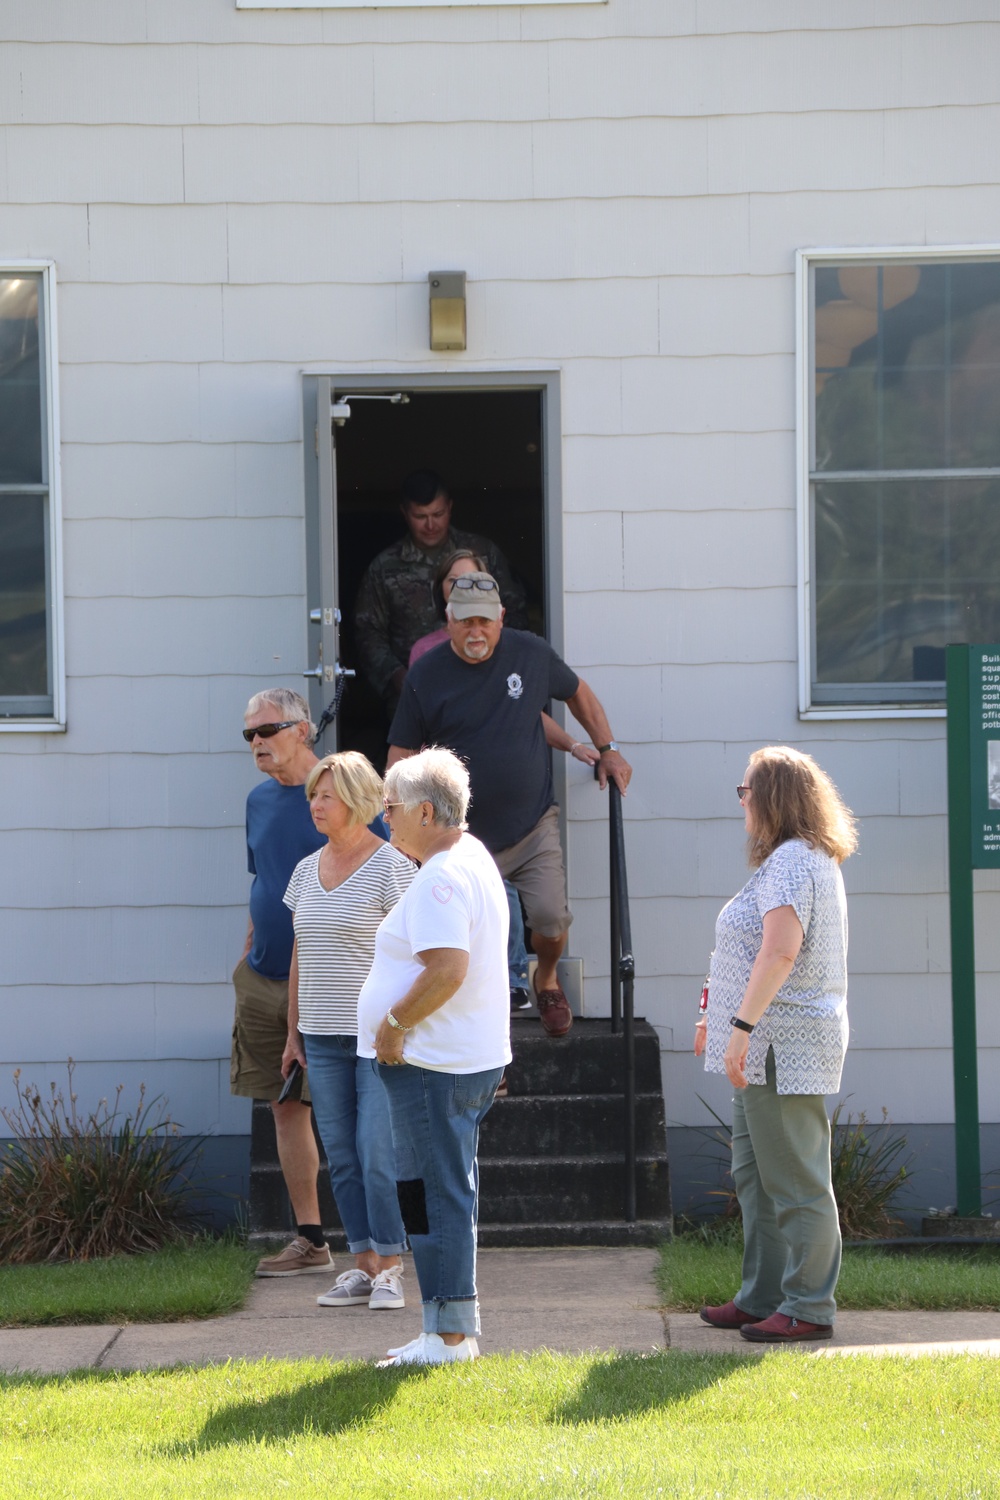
[970,646,1000,868]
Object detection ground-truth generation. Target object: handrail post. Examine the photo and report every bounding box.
[607,780,637,1223]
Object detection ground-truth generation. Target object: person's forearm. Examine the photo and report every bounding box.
[734,947,797,1027]
[389,953,468,1027]
[386,744,417,769]
[287,944,301,1034]
[241,917,254,960]
[564,680,614,747]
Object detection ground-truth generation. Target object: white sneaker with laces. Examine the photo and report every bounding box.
[316,1268,373,1307]
[369,1264,405,1309]
[377,1331,479,1367]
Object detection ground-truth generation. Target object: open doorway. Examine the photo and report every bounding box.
[316,382,552,767]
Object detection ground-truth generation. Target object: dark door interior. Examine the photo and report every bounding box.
[333,388,546,767]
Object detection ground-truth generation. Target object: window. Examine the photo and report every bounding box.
[798,248,1000,716]
[0,264,62,727]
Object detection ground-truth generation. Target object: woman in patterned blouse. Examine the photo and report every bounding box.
[695,746,857,1343]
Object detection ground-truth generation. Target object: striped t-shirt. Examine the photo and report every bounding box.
[283,842,416,1035]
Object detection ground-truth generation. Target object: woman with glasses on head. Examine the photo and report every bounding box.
[695,746,857,1343]
[281,751,416,1314]
[358,746,511,1367]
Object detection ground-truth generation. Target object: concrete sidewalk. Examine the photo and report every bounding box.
[1,1248,999,1375]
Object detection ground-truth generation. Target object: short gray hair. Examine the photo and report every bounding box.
[245,688,316,746]
[384,747,470,830]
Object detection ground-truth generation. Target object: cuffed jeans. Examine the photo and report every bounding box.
[732,1047,841,1326]
[302,1033,406,1257]
[378,1062,503,1336]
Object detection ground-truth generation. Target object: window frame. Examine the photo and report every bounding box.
[0,260,64,732]
[796,244,1000,721]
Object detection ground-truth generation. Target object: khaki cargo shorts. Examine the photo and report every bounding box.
[230,956,310,1104]
[493,805,573,940]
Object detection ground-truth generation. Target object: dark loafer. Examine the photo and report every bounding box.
[699,1299,766,1329]
[740,1312,833,1342]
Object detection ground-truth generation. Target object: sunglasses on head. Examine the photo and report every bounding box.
[450,576,497,592]
[242,720,300,743]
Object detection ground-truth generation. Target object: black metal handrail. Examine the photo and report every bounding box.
[607,779,637,1222]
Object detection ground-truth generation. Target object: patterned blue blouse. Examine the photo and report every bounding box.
[703,838,849,1096]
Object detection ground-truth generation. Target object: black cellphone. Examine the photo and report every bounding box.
[277,1059,303,1104]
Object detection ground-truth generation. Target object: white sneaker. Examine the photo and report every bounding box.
[369,1264,405,1309]
[316,1269,373,1307]
[377,1331,479,1367]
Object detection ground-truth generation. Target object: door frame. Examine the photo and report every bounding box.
[301,367,565,733]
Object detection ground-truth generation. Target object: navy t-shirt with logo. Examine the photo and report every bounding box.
[388,629,580,852]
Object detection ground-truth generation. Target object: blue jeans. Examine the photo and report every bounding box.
[377,1062,503,1336]
[303,1033,406,1256]
[505,879,529,992]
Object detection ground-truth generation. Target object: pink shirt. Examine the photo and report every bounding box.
[408,626,449,666]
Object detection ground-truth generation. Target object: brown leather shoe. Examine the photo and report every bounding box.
[739,1312,833,1342]
[699,1299,765,1329]
[533,976,573,1036]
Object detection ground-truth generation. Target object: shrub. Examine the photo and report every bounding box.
[690,1095,910,1241]
[0,1062,205,1264]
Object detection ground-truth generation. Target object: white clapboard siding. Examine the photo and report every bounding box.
[1,5,999,1175]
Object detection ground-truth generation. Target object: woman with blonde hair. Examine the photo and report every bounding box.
[695,745,857,1343]
[282,751,415,1312]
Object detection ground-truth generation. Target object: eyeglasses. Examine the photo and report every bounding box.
[382,801,405,816]
[242,721,299,743]
[450,576,497,593]
[737,785,752,800]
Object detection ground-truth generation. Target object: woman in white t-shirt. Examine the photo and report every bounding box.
[357,746,511,1367]
[282,752,415,1312]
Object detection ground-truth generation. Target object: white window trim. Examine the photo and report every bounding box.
[239,0,604,7]
[796,244,1000,722]
[0,260,64,732]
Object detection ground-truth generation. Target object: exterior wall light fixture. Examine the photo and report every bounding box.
[428,271,467,351]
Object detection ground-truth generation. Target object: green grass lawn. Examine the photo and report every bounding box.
[2,1351,999,1499]
[0,1238,259,1327]
[660,1234,1000,1311]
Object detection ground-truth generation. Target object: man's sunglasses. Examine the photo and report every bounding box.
[450,576,497,593]
[242,721,300,743]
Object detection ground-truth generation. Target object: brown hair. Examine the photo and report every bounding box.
[431,548,488,620]
[744,746,858,868]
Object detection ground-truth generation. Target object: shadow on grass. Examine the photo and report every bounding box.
[551,1351,755,1425]
[165,1363,433,1454]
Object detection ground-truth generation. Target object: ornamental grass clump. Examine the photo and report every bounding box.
[0,1062,204,1264]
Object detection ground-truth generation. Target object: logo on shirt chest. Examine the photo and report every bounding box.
[506,672,523,699]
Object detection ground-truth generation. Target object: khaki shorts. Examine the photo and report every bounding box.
[230,956,310,1104]
[493,805,573,940]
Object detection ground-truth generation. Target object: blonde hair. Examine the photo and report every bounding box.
[745,746,858,868]
[305,751,383,827]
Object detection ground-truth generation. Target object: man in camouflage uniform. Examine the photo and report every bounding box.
[354,468,528,710]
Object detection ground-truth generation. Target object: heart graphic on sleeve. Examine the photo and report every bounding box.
[431,882,454,904]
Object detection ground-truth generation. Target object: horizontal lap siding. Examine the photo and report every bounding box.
[2,9,998,1143]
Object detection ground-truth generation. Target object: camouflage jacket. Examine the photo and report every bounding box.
[353,527,529,703]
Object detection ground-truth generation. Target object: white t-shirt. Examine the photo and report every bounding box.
[283,842,415,1035]
[356,833,511,1074]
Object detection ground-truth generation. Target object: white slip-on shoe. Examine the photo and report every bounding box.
[377,1332,479,1367]
[316,1268,373,1307]
[368,1265,405,1309]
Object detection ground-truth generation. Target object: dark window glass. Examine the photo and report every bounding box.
[0,493,48,702]
[0,276,43,485]
[814,477,1000,700]
[815,262,1000,473]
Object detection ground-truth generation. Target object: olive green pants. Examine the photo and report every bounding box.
[732,1048,841,1326]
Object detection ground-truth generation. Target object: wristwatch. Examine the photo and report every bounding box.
[385,1010,411,1033]
[598,741,620,754]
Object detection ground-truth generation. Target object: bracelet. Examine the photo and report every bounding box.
[386,1010,411,1033]
[731,1016,754,1034]
[570,742,583,756]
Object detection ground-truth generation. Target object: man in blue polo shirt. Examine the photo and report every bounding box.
[387,574,632,1038]
[232,689,332,1278]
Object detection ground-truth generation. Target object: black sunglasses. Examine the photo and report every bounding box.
[737,785,752,800]
[243,720,300,743]
[450,576,497,592]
